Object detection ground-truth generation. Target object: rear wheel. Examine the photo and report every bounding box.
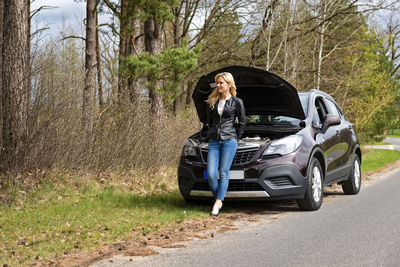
[342,154,361,195]
[297,158,324,211]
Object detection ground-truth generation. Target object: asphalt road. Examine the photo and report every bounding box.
[363,137,400,151]
[94,166,400,267]
[385,137,400,146]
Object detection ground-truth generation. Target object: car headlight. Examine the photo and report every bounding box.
[263,135,303,156]
[183,139,198,157]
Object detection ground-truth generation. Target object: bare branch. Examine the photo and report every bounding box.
[31,27,50,38]
[102,0,120,18]
[59,35,86,42]
[30,5,56,20]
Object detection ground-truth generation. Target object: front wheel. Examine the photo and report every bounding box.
[342,154,361,195]
[297,158,324,211]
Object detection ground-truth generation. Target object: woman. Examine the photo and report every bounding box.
[206,72,246,216]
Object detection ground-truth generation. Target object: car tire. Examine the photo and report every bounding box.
[297,158,324,211]
[342,154,361,195]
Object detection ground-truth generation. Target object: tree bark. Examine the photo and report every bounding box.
[118,0,142,105]
[144,16,164,118]
[1,0,30,168]
[117,0,128,104]
[316,2,327,91]
[96,13,104,109]
[0,0,4,150]
[83,0,97,134]
[126,18,142,103]
[172,7,185,115]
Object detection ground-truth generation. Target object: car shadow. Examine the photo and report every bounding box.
[180,190,347,215]
[324,188,345,196]
[115,189,343,216]
[178,198,300,214]
[221,200,300,213]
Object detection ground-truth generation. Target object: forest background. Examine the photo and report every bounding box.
[1,0,400,186]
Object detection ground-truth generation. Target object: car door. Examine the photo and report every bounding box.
[325,98,354,168]
[323,97,352,181]
[313,96,342,180]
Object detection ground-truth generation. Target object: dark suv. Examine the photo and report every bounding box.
[178,66,361,211]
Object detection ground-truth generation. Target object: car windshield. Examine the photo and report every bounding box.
[245,94,308,127]
[299,93,308,115]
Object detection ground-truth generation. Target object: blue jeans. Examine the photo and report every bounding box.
[207,139,238,201]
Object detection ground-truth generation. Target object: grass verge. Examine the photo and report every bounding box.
[370,141,391,145]
[361,149,400,173]
[0,170,209,265]
[386,128,400,138]
[386,135,400,138]
[1,149,400,265]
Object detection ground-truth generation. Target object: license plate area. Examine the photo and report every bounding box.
[229,170,244,180]
[203,170,244,180]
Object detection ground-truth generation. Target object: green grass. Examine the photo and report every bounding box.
[386,128,400,138]
[386,135,400,138]
[361,149,400,173]
[0,182,208,265]
[370,141,391,145]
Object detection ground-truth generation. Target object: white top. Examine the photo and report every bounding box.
[217,95,231,116]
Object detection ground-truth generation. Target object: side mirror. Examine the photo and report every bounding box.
[322,114,340,132]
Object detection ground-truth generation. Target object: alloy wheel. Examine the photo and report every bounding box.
[354,159,361,189]
[312,166,322,202]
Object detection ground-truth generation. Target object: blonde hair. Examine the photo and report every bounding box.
[207,72,237,108]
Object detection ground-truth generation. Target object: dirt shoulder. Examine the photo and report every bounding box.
[39,160,400,267]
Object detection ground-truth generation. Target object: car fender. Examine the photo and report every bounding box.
[307,146,326,179]
[352,143,362,163]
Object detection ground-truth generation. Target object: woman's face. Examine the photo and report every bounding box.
[216,76,230,95]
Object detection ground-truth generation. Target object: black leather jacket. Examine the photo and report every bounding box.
[207,96,246,141]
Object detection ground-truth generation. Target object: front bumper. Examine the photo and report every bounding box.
[178,162,307,201]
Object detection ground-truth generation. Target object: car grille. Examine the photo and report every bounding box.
[201,148,258,166]
[192,181,265,192]
[265,176,294,187]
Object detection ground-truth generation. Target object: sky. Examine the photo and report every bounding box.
[31,0,90,38]
[32,0,86,22]
[31,0,397,40]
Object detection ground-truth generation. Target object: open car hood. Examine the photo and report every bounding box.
[192,66,306,124]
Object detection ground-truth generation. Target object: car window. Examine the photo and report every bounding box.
[298,94,309,116]
[313,110,321,127]
[325,98,341,117]
[315,97,328,125]
[334,101,344,117]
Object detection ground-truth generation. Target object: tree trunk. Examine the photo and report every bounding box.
[96,14,104,109]
[185,81,192,107]
[144,16,164,118]
[126,18,142,104]
[0,0,4,150]
[26,0,31,107]
[316,16,326,91]
[83,0,97,134]
[117,0,128,104]
[173,9,183,115]
[1,0,30,168]
[118,0,142,105]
